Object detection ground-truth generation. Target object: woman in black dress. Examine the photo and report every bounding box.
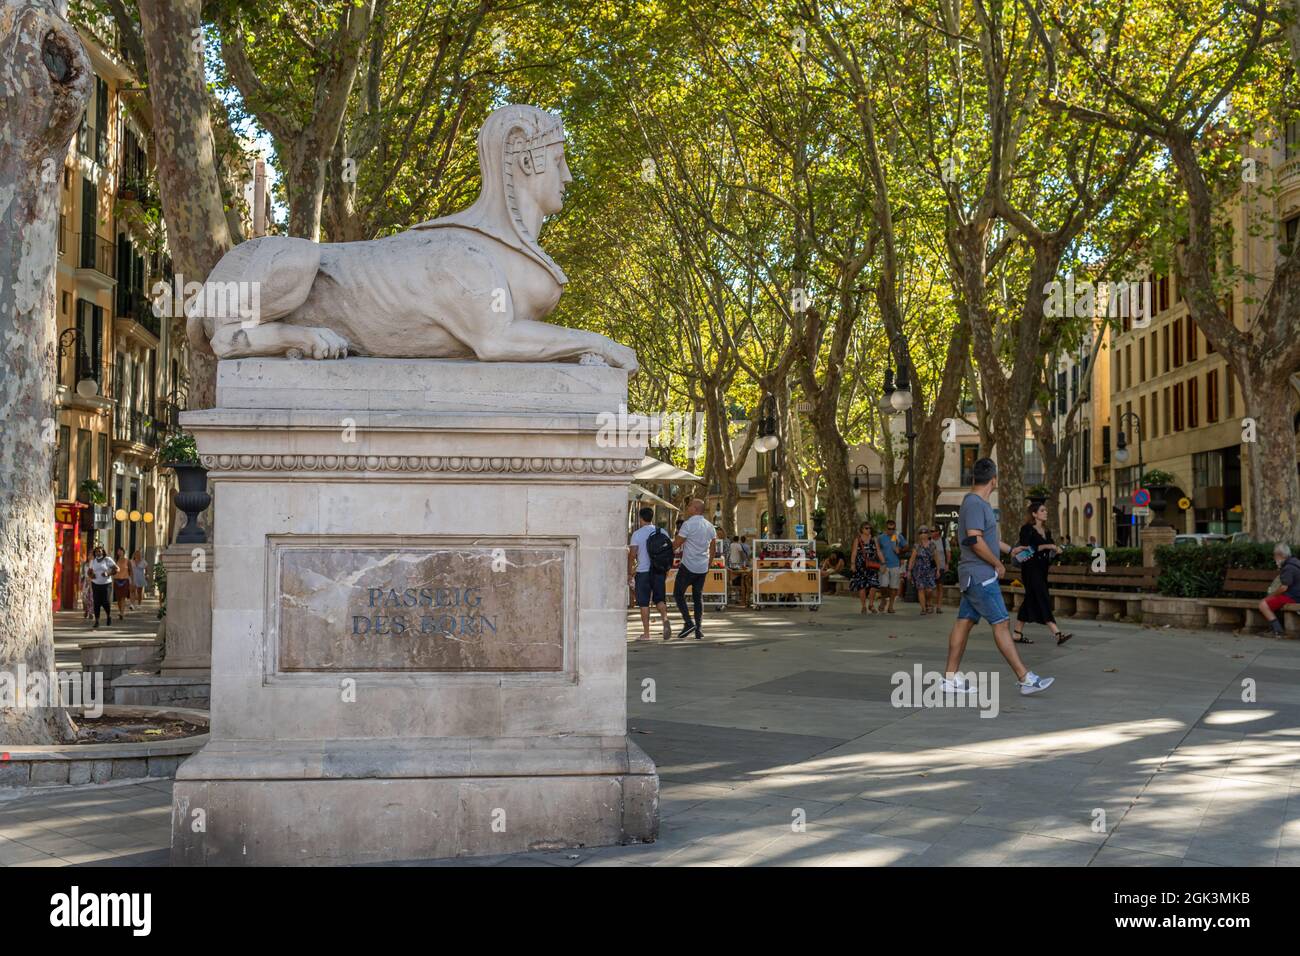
[849,523,882,614]
[1014,502,1071,646]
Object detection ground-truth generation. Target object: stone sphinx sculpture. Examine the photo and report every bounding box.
[188,104,637,372]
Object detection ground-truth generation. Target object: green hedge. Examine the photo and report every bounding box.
[1056,546,1143,567]
[1154,542,1284,598]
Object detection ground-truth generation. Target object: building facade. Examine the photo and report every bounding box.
[51,20,187,610]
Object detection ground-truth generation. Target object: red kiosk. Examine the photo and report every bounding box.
[52,501,88,612]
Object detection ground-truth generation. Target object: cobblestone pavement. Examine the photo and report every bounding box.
[5,596,1298,866]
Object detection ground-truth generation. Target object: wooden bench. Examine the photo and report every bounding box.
[943,566,1154,621]
[1044,565,1158,621]
[1203,568,1300,634]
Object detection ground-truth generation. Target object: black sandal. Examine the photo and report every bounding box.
[1013,630,1034,644]
[1055,631,1073,646]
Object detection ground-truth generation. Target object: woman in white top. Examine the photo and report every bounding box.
[86,546,117,628]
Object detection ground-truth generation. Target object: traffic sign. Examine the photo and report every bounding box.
[1132,505,1151,517]
[1132,488,1150,507]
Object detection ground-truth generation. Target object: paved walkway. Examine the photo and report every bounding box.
[52,598,161,669]
[4,596,1298,866]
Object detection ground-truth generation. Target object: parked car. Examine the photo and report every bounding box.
[1173,533,1229,547]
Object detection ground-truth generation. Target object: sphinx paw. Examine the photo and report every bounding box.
[297,328,350,360]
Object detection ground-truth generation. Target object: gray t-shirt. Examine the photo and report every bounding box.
[957,492,999,587]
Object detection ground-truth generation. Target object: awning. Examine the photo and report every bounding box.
[633,456,701,484]
[628,483,679,511]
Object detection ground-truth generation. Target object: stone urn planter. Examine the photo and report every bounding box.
[1145,484,1180,528]
[164,461,211,544]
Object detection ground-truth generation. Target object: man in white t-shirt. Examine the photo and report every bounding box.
[728,537,745,569]
[672,498,716,639]
[628,506,671,641]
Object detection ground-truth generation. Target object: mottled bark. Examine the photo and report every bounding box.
[913,317,971,529]
[0,0,91,744]
[1235,364,1300,544]
[1166,132,1300,544]
[137,0,233,410]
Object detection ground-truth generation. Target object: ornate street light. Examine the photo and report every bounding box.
[58,328,99,398]
[890,363,913,412]
[754,395,780,453]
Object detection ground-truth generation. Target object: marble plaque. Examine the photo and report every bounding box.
[276,546,566,672]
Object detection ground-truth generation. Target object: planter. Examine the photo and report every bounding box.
[164,460,210,544]
[0,706,208,790]
[1145,484,1179,528]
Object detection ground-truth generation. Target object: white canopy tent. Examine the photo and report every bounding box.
[628,483,678,511]
[633,456,701,485]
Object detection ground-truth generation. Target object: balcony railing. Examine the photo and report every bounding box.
[157,400,184,436]
[1277,156,1300,186]
[116,175,159,208]
[74,232,115,279]
[117,289,161,338]
[113,408,160,449]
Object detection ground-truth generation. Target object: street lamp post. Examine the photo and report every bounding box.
[1113,411,1144,547]
[755,395,783,537]
[853,464,872,517]
[883,363,917,600]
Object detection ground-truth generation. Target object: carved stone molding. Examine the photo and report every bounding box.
[199,453,641,476]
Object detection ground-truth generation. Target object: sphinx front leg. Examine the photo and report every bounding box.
[210,321,350,359]
[473,320,638,373]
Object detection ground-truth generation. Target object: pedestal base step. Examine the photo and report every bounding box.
[170,737,658,865]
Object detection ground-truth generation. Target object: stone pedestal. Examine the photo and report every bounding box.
[1142,524,1175,567]
[160,543,213,676]
[171,358,657,865]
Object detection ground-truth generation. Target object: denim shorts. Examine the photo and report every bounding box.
[635,570,666,607]
[957,576,1009,626]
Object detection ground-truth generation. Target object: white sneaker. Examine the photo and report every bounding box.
[1018,672,1055,695]
[940,676,979,695]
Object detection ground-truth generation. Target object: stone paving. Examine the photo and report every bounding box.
[4,595,1299,866]
[53,598,162,669]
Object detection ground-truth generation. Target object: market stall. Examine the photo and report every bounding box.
[751,538,821,608]
[666,558,728,610]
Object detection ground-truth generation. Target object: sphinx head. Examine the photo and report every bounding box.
[478,105,570,234]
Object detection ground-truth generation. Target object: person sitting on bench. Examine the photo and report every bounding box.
[1260,543,1300,637]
